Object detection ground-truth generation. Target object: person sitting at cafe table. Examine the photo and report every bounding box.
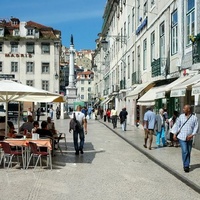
[36,121,53,138]
[19,115,34,133]
[36,121,54,150]
[7,121,17,138]
[47,117,57,135]
[32,121,40,133]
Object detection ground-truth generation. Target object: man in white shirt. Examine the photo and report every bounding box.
[111,107,118,129]
[72,105,87,155]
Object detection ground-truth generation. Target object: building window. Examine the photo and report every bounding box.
[143,39,147,70]
[26,42,35,54]
[13,29,19,36]
[26,80,34,86]
[186,0,195,45]
[81,87,84,91]
[0,28,4,36]
[132,51,135,72]
[137,0,141,26]
[143,1,148,17]
[0,61,2,72]
[88,87,91,92]
[171,10,178,55]
[128,55,130,79]
[26,62,34,73]
[27,29,34,36]
[11,62,18,72]
[42,80,49,91]
[128,15,130,38]
[41,63,50,73]
[160,22,165,58]
[151,0,155,7]
[81,80,84,84]
[0,43,3,52]
[137,45,140,73]
[41,43,50,54]
[121,28,123,48]
[151,31,155,62]
[81,95,84,100]
[132,7,135,32]
[11,42,18,53]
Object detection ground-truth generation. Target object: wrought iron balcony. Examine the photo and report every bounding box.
[132,71,141,84]
[192,39,200,64]
[120,79,126,90]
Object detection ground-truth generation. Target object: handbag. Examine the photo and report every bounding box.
[176,114,193,136]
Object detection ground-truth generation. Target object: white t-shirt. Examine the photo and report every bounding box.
[74,111,85,125]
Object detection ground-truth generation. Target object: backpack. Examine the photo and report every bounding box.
[69,113,82,131]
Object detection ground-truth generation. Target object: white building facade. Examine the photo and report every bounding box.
[0,18,61,94]
[94,0,200,126]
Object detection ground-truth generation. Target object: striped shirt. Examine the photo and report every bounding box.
[171,114,199,141]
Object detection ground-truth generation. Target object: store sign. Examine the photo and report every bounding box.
[156,91,165,99]
[170,89,186,97]
[192,87,200,95]
[0,74,15,79]
[5,53,32,58]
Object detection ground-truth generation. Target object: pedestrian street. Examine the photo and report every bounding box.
[0,118,199,200]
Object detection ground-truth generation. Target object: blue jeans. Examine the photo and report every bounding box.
[73,128,85,151]
[179,139,193,168]
[112,116,117,128]
[121,119,127,131]
[156,127,165,146]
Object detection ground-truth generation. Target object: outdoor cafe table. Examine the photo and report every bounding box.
[4,138,52,168]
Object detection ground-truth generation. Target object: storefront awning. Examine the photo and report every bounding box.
[156,76,191,99]
[137,85,166,106]
[192,81,200,95]
[100,97,109,105]
[171,74,200,97]
[106,96,115,104]
[126,82,154,99]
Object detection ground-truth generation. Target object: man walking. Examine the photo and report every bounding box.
[70,105,87,155]
[143,107,156,150]
[111,106,118,129]
[119,107,128,131]
[172,105,198,173]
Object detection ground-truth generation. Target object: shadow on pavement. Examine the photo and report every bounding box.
[52,142,105,169]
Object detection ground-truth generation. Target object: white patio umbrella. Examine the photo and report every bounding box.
[0,80,66,136]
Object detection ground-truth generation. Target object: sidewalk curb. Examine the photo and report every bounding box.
[100,120,200,195]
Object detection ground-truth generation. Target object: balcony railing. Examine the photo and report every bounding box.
[132,71,141,84]
[120,79,126,90]
[192,39,200,64]
[151,58,161,77]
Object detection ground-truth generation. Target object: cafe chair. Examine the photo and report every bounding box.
[0,141,25,169]
[56,131,67,150]
[54,132,66,155]
[0,136,5,165]
[26,142,52,170]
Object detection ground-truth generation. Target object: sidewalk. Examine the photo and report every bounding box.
[100,119,200,193]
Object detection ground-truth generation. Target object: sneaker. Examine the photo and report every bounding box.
[184,167,189,173]
[75,151,79,155]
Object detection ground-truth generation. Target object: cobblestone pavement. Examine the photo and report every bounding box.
[0,117,200,200]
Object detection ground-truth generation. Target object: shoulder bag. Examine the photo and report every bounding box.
[176,114,193,136]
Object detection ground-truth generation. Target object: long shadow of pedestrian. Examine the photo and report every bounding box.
[52,142,105,169]
[190,164,200,172]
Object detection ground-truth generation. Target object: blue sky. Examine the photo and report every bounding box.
[1,0,107,50]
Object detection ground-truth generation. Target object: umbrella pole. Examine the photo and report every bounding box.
[5,101,8,138]
[18,102,20,133]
